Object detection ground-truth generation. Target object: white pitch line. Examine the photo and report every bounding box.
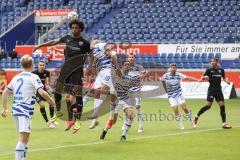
[0,126,239,157]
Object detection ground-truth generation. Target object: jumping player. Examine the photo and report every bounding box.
[87,40,121,128]
[33,19,91,134]
[100,61,140,141]
[194,58,232,129]
[1,55,55,160]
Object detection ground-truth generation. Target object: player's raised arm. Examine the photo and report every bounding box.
[108,50,122,77]
[33,39,62,52]
[88,51,94,67]
[52,47,64,54]
[86,51,94,76]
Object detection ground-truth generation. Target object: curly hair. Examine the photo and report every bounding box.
[68,19,85,32]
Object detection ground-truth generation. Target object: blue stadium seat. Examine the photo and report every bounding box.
[208,53,214,59]
[183,63,190,69]
[160,53,167,58]
[187,53,194,58]
[1,0,239,52]
[215,53,221,59]
[0,63,5,68]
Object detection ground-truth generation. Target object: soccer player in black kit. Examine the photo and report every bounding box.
[33,19,91,134]
[194,58,232,129]
[32,60,55,128]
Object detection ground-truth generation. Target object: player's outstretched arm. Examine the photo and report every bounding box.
[38,88,55,107]
[201,75,209,81]
[86,51,95,76]
[1,88,11,118]
[52,47,64,54]
[33,39,61,52]
[185,76,201,82]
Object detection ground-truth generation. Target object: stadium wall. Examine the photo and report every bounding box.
[15,43,240,60]
[0,13,35,53]
[2,69,240,97]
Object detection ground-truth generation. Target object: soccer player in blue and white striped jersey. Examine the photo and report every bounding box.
[127,53,146,133]
[1,55,55,160]
[162,63,200,130]
[87,40,121,128]
[100,61,141,141]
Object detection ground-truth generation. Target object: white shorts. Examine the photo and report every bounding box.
[14,116,32,133]
[169,95,186,107]
[114,98,134,113]
[129,91,141,106]
[93,69,116,94]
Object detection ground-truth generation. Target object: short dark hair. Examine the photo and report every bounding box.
[129,53,135,57]
[211,58,219,62]
[68,19,85,32]
[170,63,177,67]
[122,60,129,66]
[38,60,45,64]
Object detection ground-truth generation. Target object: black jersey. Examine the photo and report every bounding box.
[57,35,91,85]
[32,70,50,90]
[203,67,225,93]
[59,35,90,60]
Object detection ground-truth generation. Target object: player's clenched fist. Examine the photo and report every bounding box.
[1,109,8,118]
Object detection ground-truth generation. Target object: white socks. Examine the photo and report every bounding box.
[93,94,107,111]
[137,109,143,127]
[185,112,192,121]
[15,142,27,160]
[175,114,184,129]
[122,118,133,136]
[83,95,90,105]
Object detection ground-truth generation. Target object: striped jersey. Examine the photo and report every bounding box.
[7,71,44,118]
[114,75,141,100]
[92,43,112,72]
[162,72,187,98]
[128,63,145,92]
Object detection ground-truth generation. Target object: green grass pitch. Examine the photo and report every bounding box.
[0,98,240,160]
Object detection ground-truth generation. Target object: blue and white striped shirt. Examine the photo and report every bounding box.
[128,63,145,92]
[92,43,113,72]
[7,72,44,118]
[162,72,187,98]
[114,75,141,100]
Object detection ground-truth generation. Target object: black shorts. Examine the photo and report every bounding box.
[207,91,224,102]
[57,57,84,86]
[36,89,50,103]
[64,71,83,86]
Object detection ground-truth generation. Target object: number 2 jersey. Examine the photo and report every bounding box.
[7,71,44,118]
